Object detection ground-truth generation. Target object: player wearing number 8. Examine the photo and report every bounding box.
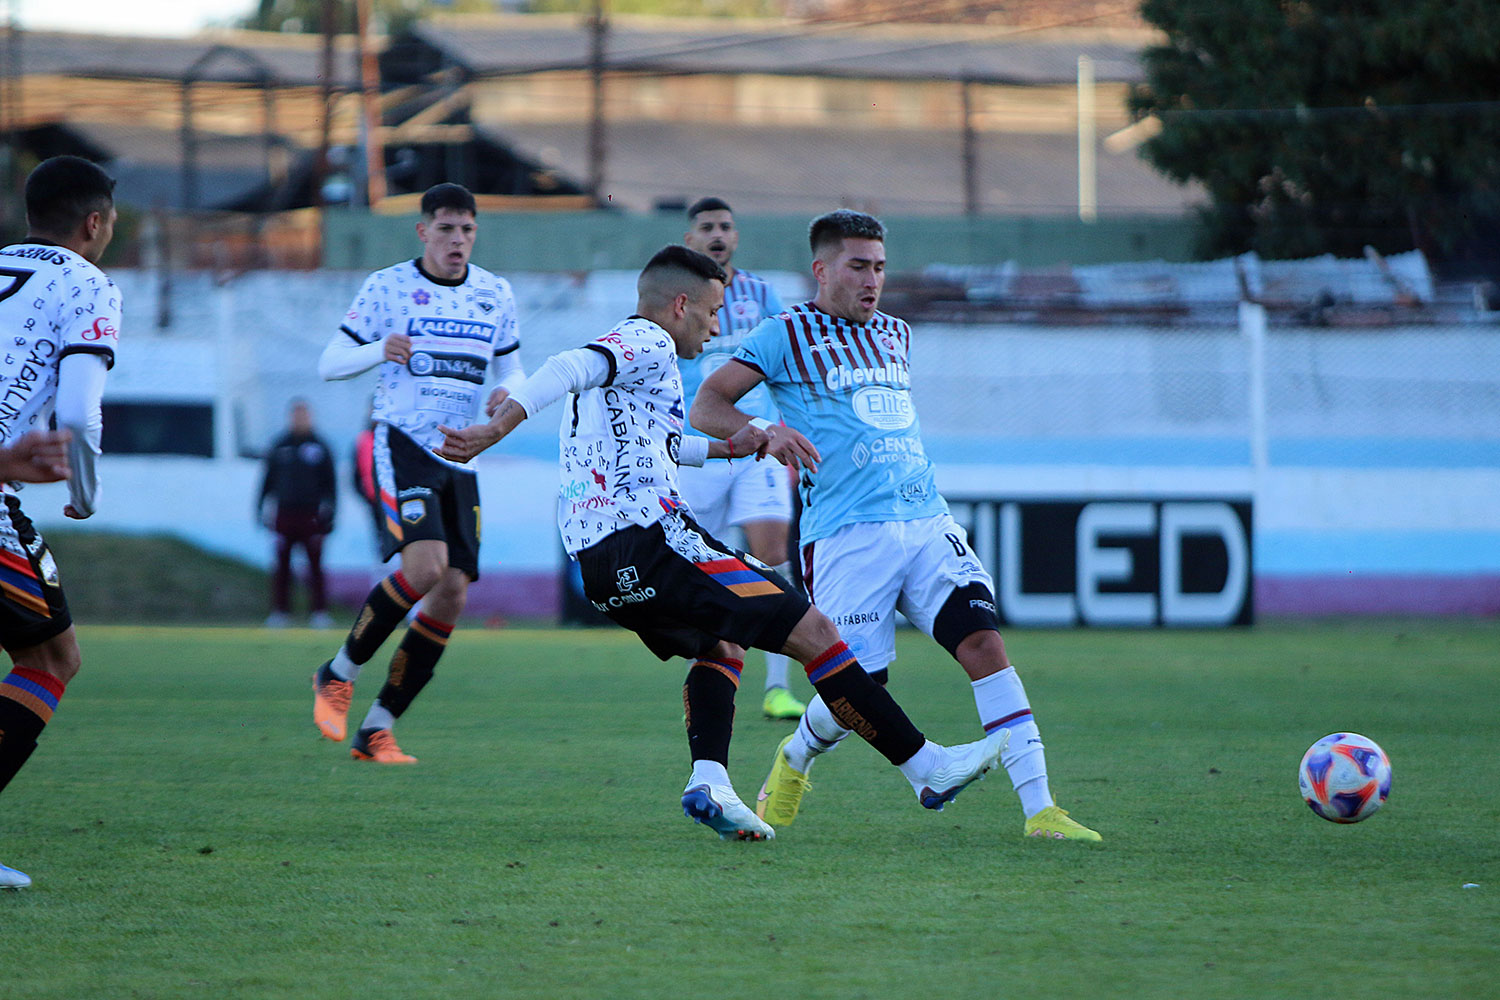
[693,210,1101,842]
[0,155,122,888]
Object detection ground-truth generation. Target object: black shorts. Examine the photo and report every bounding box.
[373,424,482,580]
[576,509,810,662]
[0,495,72,649]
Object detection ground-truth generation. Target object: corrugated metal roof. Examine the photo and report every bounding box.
[412,16,1156,84]
[488,118,1197,216]
[6,29,363,86]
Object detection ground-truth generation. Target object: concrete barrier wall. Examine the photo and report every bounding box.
[32,268,1497,621]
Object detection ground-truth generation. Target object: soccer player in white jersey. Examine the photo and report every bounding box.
[311,183,526,764]
[678,196,804,721]
[436,245,1008,841]
[0,156,122,888]
[693,210,1102,842]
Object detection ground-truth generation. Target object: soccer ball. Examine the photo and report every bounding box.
[1298,732,1392,824]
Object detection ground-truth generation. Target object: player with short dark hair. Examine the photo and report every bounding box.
[420,182,478,219]
[0,155,122,888]
[693,210,1102,842]
[311,182,525,763]
[435,244,1008,841]
[679,196,805,721]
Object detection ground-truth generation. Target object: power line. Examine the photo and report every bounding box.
[1150,99,1500,123]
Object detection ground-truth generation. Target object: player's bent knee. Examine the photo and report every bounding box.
[780,605,841,663]
[11,630,82,685]
[933,582,1002,659]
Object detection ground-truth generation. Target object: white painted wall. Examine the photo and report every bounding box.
[32,269,1497,610]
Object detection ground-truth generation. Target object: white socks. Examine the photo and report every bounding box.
[764,563,795,691]
[764,651,791,692]
[361,701,395,733]
[688,759,731,789]
[971,666,1054,817]
[895,740,943,791]
[782,693,850,773]
[328,646,360,683]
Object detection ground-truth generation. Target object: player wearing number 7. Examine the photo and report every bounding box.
[0,156,122,889]
[693,210,1101,842]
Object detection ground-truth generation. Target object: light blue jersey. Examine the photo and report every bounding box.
[680,268,784,423]
[733,302,947,545]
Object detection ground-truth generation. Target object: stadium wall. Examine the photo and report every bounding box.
[31,269,1498,622]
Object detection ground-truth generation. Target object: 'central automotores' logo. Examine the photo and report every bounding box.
[851,442,870,468]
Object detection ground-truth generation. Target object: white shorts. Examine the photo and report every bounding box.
[677,456,793,538]
[802,513,993,673]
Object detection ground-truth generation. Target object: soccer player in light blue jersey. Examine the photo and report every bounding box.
[692,210,1101,842]
[679,197,806,721]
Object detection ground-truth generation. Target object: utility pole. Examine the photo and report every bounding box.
[960,77,978,218]
[1077,54,1097,223]
[315,0,336,212]
[586,0,607,205]
[1,0,22,237]
[355,0,385,206]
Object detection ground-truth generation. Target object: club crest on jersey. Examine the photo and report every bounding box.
[475,288,498,314]
[38,549,59,587]
[400,499,427,524]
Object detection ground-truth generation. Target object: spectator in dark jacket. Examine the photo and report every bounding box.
[258,398,337,627]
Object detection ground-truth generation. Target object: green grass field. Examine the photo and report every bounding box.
[3,621,1497,999]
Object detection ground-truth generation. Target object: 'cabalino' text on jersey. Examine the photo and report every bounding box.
[557,317,690,555]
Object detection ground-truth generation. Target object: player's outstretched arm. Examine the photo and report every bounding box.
[691,359,762,439]
[0,430,73,484]
[706,420,772,461]
[436,397,526,463]
[694,360,820,473]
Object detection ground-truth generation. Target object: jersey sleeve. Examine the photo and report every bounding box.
[339,272,388,345]
[588,322,675,389]
[762,281,786,318]
[56,272,122,370]
[491,278,521,357]
[731,316,787,384]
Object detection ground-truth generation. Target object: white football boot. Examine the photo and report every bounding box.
[907,729,1010,811]
[681,781,775,841]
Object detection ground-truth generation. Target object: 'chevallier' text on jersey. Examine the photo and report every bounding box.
[557,317,689,555]
[678,268,784,423]
[340,259,519,466]
[733,303,947,545]
[0,242,120,445]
